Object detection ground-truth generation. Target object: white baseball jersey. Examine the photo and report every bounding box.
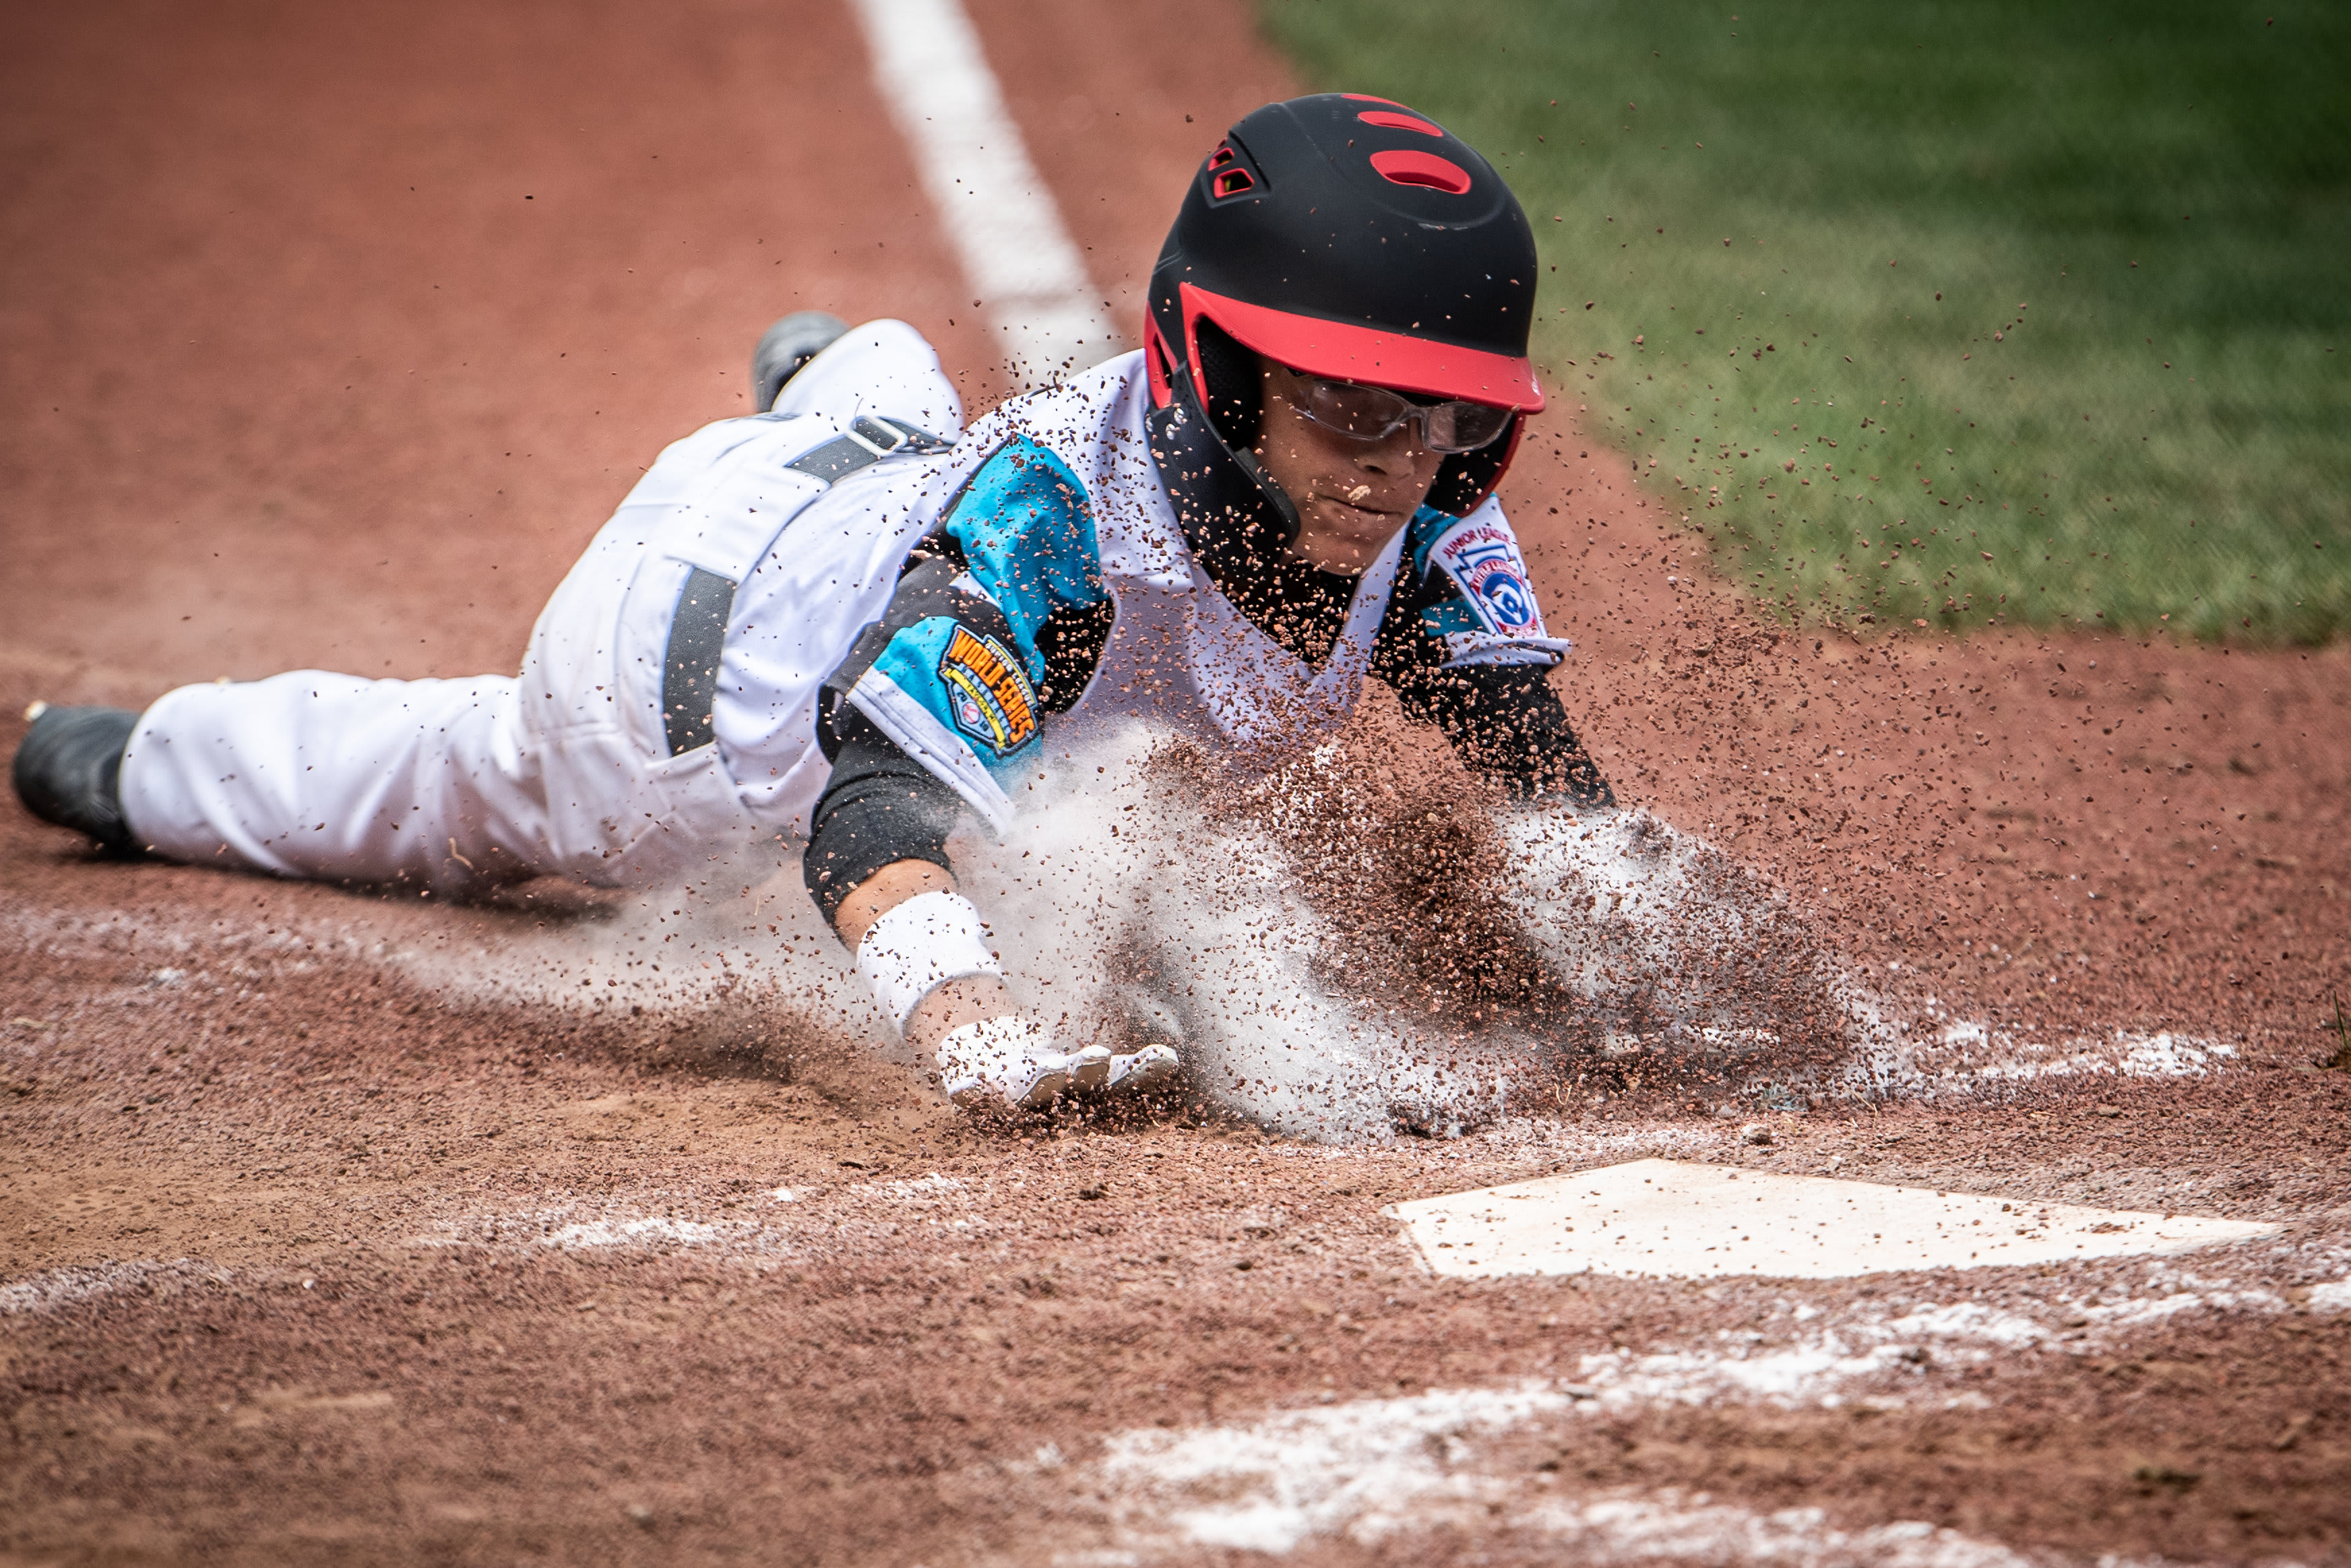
[116,321,1569,891]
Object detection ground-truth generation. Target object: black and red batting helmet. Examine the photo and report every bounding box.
[1146,92,1544,523]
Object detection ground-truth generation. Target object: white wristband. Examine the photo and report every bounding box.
[854,889,1003,1033]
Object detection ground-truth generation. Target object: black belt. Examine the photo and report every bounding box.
[660,416,947,755]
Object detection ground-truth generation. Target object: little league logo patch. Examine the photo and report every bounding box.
[937,625,1038,757]
[1433,522,1544,635]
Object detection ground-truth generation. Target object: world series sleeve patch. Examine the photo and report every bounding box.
[838,610,1043,835]
[820,553,1050,836]
[936,623,1038,757]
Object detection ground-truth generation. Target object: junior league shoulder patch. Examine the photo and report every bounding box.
[1427,516,1546,637]
[937,623,1038,757]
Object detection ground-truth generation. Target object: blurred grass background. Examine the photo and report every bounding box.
[1261,0,2349,642]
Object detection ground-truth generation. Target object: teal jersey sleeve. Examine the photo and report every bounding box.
[939,437,1112,682]
[817,438,1115,835]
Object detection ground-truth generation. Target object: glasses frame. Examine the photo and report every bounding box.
[1275,367,1515,455]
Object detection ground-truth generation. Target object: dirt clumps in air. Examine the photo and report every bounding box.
[1141,714,1867,1120]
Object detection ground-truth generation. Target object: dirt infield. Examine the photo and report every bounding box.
[3,3,2348,1565]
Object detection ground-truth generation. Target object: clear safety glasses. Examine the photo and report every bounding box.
[1282,371,1515,453]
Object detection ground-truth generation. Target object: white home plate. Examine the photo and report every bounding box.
[1387,1158,2280,1280]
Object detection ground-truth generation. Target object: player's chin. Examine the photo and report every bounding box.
[1304,497,1407,553]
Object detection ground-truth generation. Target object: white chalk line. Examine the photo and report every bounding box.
[0,1177,1001,1317]
[1092,1383,2035,1564]
[0,1258,232,1316]
[846,0,1120,386]
[1854,998,2240,1100]
[408,1170,995,1259]
[1068,1273,2351,1564]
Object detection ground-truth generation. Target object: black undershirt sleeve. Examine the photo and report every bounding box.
[801,703,962,925]
[1384,660,1615,807]
[1371,554,1617,809]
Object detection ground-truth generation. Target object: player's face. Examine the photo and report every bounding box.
[1252,358,1445,576]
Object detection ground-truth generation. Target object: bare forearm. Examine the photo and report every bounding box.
[832,856,955,947]
[832,858,1017,1054]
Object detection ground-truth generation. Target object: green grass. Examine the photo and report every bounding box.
[1260,0,2350,641]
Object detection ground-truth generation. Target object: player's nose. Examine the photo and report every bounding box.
[1352,429,1435,481]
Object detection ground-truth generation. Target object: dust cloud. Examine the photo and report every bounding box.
[377,724,2226,1141]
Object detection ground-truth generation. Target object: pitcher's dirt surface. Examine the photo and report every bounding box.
[3,3,2346,1565]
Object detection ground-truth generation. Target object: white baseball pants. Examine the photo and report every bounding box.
[116,320,962,891]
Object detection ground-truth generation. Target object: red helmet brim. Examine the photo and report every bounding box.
[1181,281,1544,413]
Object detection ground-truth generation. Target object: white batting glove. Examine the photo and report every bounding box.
[935,1019,1183,1111]
[1079,1041,1182,1097]
[935,1015,1075,1110]
[1496,804,1775,1040]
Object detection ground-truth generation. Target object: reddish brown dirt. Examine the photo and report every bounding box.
[3,3,2348,1566]
[1534,450,2350,1055]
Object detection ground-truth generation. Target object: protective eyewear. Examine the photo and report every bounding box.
[1282,371,1515,453]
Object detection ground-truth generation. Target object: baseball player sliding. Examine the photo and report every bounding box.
[15,94,1694,1122]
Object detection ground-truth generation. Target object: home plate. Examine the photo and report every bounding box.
[1386,1158,2282,1281]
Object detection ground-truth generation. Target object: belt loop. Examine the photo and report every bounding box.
[846,416,908,457]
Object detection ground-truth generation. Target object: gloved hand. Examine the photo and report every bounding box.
[933,1014,1077,1110]
[1495,803,1793,1051]
[929,1011,1180,1112]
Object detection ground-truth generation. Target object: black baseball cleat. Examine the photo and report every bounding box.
[12,701,142,854]
[749,311,850,414]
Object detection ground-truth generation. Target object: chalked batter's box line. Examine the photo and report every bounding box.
[1386,1158,2282,1282]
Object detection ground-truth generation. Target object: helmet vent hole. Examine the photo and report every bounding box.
[1369,150,1472,194]
[1204,141,1259,202]
[1356,110,1443,137]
